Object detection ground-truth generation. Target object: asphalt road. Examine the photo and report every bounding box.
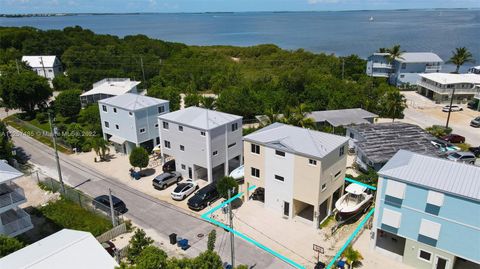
[10,128,293,269]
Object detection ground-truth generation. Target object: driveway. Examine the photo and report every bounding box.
[9,127,292,269]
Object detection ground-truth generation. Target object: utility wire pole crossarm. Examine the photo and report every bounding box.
[48,112,66,194]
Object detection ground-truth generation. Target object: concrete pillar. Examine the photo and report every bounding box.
[206,130,213,183]
[327,195,333,216]
[224,125,229,176]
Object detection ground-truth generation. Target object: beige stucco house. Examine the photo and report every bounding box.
[243,123,349,229]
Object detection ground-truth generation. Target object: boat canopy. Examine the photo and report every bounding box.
[229,165,244,179]
[345,183,367,195]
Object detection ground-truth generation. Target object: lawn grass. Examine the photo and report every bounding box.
[4,115,72,154]
[38,198,112,237]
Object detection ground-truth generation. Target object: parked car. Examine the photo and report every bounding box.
[93,195,127,214]
[469,146,480,157]
[430,139,460,152]
[187,184,220,211]
[101,241,117,257]
[171,179,198,201]
[467,99,479,110]
[152,171,182,190]
[470,117,480,128]
[447,152,476,164]
[442,105,463,112]
[442,134,465,144]
[162,159,176,172]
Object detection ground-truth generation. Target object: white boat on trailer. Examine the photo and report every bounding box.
[335,183,373,221]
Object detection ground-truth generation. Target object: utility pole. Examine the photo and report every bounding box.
[39,56,47,78]
[228,189,235,268]
[48,111,65,194]
[108,188,117,226]
[445,88,456,129]
[140,57,146,83]
[15,59,20,74]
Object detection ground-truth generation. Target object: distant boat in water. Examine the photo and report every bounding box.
[369,16,374,22]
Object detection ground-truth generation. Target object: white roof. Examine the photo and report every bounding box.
[81,78,140,97]
[244,123,349,159]
[158,107,242,130]
[0,229,118,269]
[379,150,480,201]
[396,52,443,63]
[308,108,377,127]
[99,93,168,111]
[419,73,480,85]
[345,183,367,195]
[22,56,59,68]
[0,161,23,184]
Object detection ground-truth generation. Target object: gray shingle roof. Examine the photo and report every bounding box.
[379,150,480,201]
[244,123,349,159]
[308,108,378,127]
[99,93,168,111]
[158,107,242,130]
[349,122,439,164]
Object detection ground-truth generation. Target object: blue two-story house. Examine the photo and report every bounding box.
[372,150,480,269]
[366,52,443,87]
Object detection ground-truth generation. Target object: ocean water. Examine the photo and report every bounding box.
[1,10,479,70]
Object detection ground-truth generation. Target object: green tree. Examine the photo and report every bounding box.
[129,147,149,170]
[78,104,102,135]
[91,137,110,160]
[216,176,239,199]
[425,125,452,138]
[0,71,52,115]
[0,121,14,161]
[192,251,223,269]
[207,230,216,252]
[147,85,181,111]
[281,103,316,129]
[378,89,407,122]
[386,44,404,65]
[135,246,168,269]
[343,246,363,269]
[52,74,79,91]
[200,96,217,110]
[54,89,82,119]
[184,93,201,108]
[64,123,85,150]
[126,228,154,263]
[448,47,475,73]
[0,235,24,258]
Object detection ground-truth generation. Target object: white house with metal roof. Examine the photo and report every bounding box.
[158,107,243,183]
[243,123,349,228]
[372,150,480,269]
[417,73,480,104]
[22,55,63,81]
[81,78,140,108]
[0,229,118,269]
[366,52,443,86]
[99,93,169,154]
[0,161,33,237]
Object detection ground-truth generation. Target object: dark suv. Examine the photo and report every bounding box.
[162,159,176,172]
[152,171,182,190]
[93,195,127,214]
[187,184,219,211]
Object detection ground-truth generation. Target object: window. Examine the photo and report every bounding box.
[178,125,183,132]
[309,159,317,165]
[418,250,432,263]
[163,122,169,129]
[349,132,354,139]
[339,146,345,157]
[400,74,405,78]
[156,137,160,144]
[334,171,341,178]
[180,145,185,151]
[164,140,171,149]
[251,167,260,178]
[102,105,107,112]
[228,142,236,148]
[274,175,284,182]
[200,131,206,136]
[275,150,285,157]
[231,123,238,132]
[381,208,402,232]
[321,183,327,191]
[139,128,146,133]
[129,112,133,116]
[154,123,159,128]
[401,63,406,69]
[251,144,260,154]
[113,108,117,113]
[104,121,109,128]
[158,106,165,114]
[213,151,218,156]
[115,124,119,130]
[181,164,186,170]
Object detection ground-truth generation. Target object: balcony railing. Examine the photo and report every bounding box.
[425,66,442,72]
[372,63,393,69]
[418,81,478,94]
[0,183,26,211]
[0,208,33,237]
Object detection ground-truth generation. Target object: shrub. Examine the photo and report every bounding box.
[35,112,48,123]
[0,235,24,258]
[81,142,92,152]
[216,176,239,199]
[207,230,216,251]
[129,147,149,170]
[126,228,153,263]
[426,125,452,138]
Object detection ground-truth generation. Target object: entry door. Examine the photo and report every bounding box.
[434,256,448,269]
[188,167,193,179]
[283,201,290,217]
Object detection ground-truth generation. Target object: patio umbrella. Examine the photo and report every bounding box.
[152,145,162,153]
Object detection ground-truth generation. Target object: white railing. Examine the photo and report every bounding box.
[0,209,33,236]
[0,183,26,210]
[372,63,393,69]
[425,66,442,72]
[92,78,130,88]
[418,81,478,94]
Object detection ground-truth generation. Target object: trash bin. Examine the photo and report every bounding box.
[314,262,326,269]
[169,233,177,245]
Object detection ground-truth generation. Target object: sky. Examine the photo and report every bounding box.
[0,0,479,14]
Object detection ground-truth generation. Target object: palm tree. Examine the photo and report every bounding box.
[281,104,316,129]
[448,47,475,73]
[200,96,217,110]
[377,47,388,53]
[261,107,281,127]
[386,45,404,65]
[343,246,363,269]
[91,137,110,161]
[379,90,407,122]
